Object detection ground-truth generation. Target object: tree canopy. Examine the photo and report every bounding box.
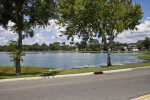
[0,0,57,75]
[58,0,143,66]
[0,0,57,35]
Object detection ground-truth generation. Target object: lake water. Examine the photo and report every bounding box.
[0,52,148,69]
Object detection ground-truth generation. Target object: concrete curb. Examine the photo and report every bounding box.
[54,72,93,78]
[0,72,93,83]
[103,68,132,74]
[0,76,53,83]
[131,66,150,70]
[0,66,150,83]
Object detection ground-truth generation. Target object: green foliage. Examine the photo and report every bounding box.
[142,37,150,50]
[88,39,100,51]
[41,43,49,51]
[137,44,142,51]
[0,0,57,35]
[120,47,125,51]
[0,0,57,75]
[58,0,143,41]
[136,37,150,51]
[49,42,61,51]
[7,40,25,65]
[58,0,143,66]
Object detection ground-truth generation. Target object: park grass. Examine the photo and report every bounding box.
[0,61,150,79]
[136,54,150,60]
[0,66,48,79]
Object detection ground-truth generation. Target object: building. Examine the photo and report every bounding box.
[127,43,139,51]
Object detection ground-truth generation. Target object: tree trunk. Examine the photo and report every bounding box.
[16,30,22,76]
[16,60,21,76]
[107,43,112,66]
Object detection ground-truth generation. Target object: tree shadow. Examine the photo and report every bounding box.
[22,72,42,75]
[0,71,61,79]
[41,71,60,76]
[0,72,42,79]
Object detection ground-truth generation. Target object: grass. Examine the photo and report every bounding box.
[136,54,150,60]
[0,53,150,79]
[0,66,48,79]
[0,62,150,79]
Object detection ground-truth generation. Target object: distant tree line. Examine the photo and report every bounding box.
[0,37,149,52]
[137,37,150,51]
[0,42,75,51]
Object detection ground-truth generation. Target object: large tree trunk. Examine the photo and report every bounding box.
[16,30,22,76]
[107,43,112,66]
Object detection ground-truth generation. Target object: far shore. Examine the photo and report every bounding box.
[0,51,150,53]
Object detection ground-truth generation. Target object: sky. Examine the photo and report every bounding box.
[0,0,150,46]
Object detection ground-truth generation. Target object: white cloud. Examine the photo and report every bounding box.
[1,18,150,45]
[115,18,150,43]
[0,27,16,36]
[74,37,81,43]
[0,21,16,37]
[147,17,150,20]
[13,37,18,41]
[51,36,56,39]
[0,37,8,45]
[35,33,44,43]
[8,21,15,27]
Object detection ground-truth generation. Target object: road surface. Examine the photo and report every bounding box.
[0,68,150,100]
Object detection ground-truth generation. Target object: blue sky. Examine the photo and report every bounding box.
[0,0,150,45]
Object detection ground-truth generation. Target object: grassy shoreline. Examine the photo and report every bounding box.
[0,62,150,79]
[0,53,150,79]
[136,55,150,60]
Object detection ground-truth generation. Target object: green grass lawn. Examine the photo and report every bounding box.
[0,62,150,79]
[0,66,48,79]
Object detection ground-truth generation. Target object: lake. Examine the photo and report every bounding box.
[0,52,147,69]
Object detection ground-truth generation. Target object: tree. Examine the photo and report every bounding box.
[120,47,125,51]
[142,37,150,51]
[41,43,48,51]
[137,44,142,51]
[70,42,74,46]
[33,43,40,51]
[58,0,143,66]
[0,0,57,75]
[7,41,25,68]
[79,41,87,50]
[89,39,100,51]
[49,42,61,51]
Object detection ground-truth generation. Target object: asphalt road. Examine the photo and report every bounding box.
[0,68,150,100]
